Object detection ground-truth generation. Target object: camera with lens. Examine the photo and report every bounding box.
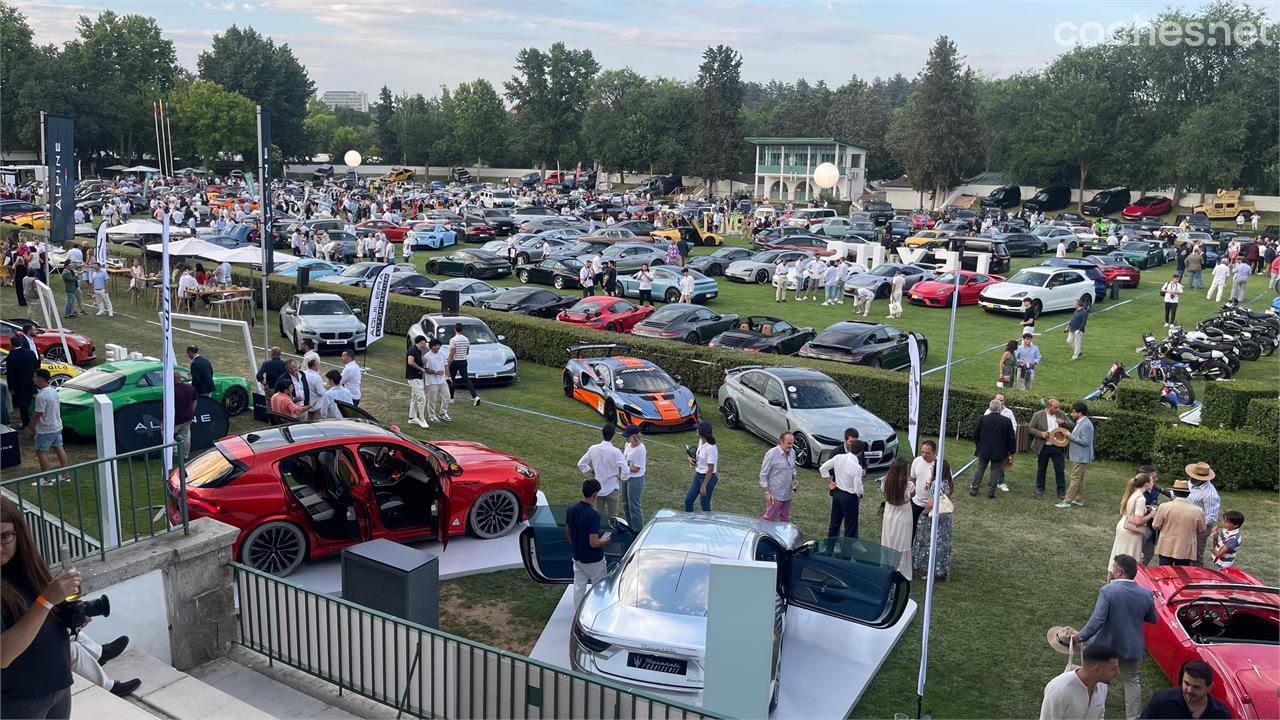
[57,595,110,637]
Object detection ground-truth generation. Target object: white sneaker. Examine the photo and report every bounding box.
[442,415,452,421]
[998,483,1010,492]
[836,300,844,304]
[416,419,430,428]
[427,416,438,423]
[473,397,481,406]
[31,478,56,487]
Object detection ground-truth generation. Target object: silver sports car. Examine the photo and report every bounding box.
[716,365,899,468]
[519,508,910,707]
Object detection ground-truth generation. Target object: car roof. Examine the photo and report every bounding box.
[748,365,833,382]
[822,321,885,334]
[295,292,346,302]
[644,509,802,553]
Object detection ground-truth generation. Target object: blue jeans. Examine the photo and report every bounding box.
[824,284,837,302]
[1188,269,1203,289]
[684,472,717,512]
[623,475,645,530]
[835,283,845,301]
[64,292,76,317]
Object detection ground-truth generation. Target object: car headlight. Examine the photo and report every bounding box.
[812,434,842,445]
[516,465,537,479]
[688,398,696,408]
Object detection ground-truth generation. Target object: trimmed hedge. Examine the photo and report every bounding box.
[1115,383,1163,411]
[1153,424,1277,491]
[1200,380,1278,429]
[1244,398,1279,437]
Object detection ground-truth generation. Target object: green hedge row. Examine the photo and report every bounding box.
[1200,380,1278,429]
[1153,424,1277,491]
[1115,383,1163,411]
[1244,398,1279,437]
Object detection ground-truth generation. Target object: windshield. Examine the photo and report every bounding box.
[870,265,900,277]
[647,305,689,323]
[299,300,352,315]
[934,273,960,284]
[339,264,375,277]
[710,248,739,258]
[616,367,678,393]
[753,251,782,263]
[435,323,497,345]
[62,369,126,394]
[1005,269,1050,287]
[1120,242,1148,251]
[567,300,607,314]
[787,379,850,409]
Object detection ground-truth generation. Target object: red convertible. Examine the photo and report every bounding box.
[1136,564,1279,720]
[907,271,1005,307]
[556,295,655,333]
[1122,195,1173,220]
[0,319,96,364]
[168,419,540,576]
[355,219,410,242]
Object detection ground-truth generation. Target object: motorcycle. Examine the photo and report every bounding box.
[1096,360,1129,401]
[1168,326,1242,375]
[1136,333,1230,382]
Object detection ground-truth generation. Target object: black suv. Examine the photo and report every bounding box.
[635,175,682,196]
[1023,185,1072,212]
[980,185,1022,209]
[863,201,896,225]
[1082,187,1131,217]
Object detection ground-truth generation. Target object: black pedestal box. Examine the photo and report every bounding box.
[341,538,439,627]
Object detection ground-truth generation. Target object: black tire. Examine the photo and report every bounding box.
[721,399,740,429]
[221,386,249,416]
[684,331,700,344]
[1175,382,1195,404]
[792,433,813,468]
[919,340,929,364]
[518,269,530,283]
[43,345,68,362]
[1137,360,1152,381]
[1079,294,1093,310]
[516,253,529,265]
[427,261,440,274]
[1030,299,1043,317]
[468,489,521,539]
[464,265,476,278]
[1203,359,1232,380]
[709,263,723,276]
[867,358,882,369]
[1239,342,1260,361]
[755,269,770,284]
[241,521,307,576]
[603,400,618,425]
[665,288,680,303]
[875,285,889,299]
[553,275,566,290]
[606,322,620,333]
[562,372,574,397]
[49,374,70,388]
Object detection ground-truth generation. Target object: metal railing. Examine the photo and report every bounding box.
[1,443,186,566]
[230,562,721,720]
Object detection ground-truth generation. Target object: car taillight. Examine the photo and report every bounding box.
[660,330,679,337]
[187,497,220,516]
[745,347,761,352]
[800,343,810,352]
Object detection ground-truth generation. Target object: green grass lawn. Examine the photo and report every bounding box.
[6,288,1277,718]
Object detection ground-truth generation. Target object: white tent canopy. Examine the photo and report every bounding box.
[103,164,130,171]
[124,165,161,173]
[106,220,173,236]
[205,246,293,265]
[144,238,231,260]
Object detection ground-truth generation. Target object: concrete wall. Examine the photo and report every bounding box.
[79,569,170,664]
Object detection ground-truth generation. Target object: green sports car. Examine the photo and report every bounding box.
[1111,240,1166,269]
[56,359,251,438]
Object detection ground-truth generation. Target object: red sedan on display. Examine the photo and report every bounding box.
[907,271,1005,307]
[1122,195,1173,220]
[356,219,410,242]
[556,296,655,333]
[1086,255,1142,288]
[1135,564,1279,720]
[0,319,96,364]
[910,210,935,229]
[168,420,540,576]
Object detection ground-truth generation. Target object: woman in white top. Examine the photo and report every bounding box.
[879,458,914,580]
[1108,473,1153,574]
[635,264,654,306]
[911,459,955,581]
[128,259,146,304]
[621,425,647,530]
[1161,273,1183,327]
[684,422,718,512]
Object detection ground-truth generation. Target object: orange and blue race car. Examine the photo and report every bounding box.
[561,344,700,432]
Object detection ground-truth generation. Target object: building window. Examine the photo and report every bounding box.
[768,151,782,166]
[820,151,836,165]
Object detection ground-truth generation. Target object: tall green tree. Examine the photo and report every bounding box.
[167,80,255,167]
[692,44,745,185]
[1165,97,1251,200]
[885,36,982,202]
[444,79,509,167]
[504,42,599,170]
[0,3,39,149]
[373,86,400,163]
[391,93,442,167]
[582,68,652,176]
[197,26,314,159]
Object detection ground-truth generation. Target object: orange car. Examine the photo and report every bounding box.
[4,211,51,230]
[209,197,259,213]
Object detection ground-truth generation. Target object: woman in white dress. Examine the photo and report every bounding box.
[128,259,146,305]
[880,458,914,581]
[1108,472,1153,573]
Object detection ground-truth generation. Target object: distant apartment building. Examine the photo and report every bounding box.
[320,90,369,112]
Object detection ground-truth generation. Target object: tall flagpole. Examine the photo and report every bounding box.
[163,104,175,176]
[256,106,271,356]
[152,101,163,173]
[915,265,963,719]
[159,210,175,477]
[157,99,169,177]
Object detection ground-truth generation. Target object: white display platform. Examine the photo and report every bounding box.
[287,491,547,595]
[530,586,917,719]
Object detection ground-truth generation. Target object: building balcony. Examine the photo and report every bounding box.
[756,166,862,179]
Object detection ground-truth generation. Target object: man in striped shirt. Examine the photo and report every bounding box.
[446,323,480,406]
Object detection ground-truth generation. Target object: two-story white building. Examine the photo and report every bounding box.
[746,137,868,202]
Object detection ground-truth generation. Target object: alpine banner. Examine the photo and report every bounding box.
[364,263,397,348]
[45,114,75,243]
[907,334,921,454]
[94,218,109,266]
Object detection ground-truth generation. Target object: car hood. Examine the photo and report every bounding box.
[300,315,365,331]
[845,274,887,287]
[317,275,362,285]
[909,280,956,295]
[613,387,697,419]
[457,342,516,368]
[431,440,529,474]
[980,282,1044,300]
[789,406,894,439]
[726,260,770,273]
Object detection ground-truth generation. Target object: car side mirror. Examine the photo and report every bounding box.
[850,393,863,404]
[497,334,506,342]
[768,398,784,407]
[352,307,363,315]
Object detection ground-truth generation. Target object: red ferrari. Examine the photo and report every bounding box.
[168,420,540,576]
[356,219,410,242]
[1136,564,1279,720]
[556,296,655,333]
[0,319,96,364]
[907,271,1005,307]
[1085,255,1142,288]
[910,210,935,230]
[1122,195,1173,220]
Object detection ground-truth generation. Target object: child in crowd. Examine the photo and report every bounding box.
[1209,510,1244,570]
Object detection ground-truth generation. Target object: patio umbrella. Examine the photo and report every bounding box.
[205,246,293,265]
[106,220,167,236]
[144,238,230,258]
[124,165,162,173]
[104,164,130,171]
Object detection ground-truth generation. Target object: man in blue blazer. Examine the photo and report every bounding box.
[1073,554,1156,720]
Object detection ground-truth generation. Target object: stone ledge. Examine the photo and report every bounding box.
[79,518,238,593]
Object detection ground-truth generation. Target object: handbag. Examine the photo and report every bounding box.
[937,493,955,515]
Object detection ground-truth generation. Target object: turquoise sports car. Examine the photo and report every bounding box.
[616,266,719,304]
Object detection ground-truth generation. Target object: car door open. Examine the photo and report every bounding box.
[784,537,910,628]
[520,505,639,584]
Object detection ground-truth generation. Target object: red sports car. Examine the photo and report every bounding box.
[0,319,96,364]
[910,210,935,230]
[355,219,410,242]
[556,296,655,333]
[1122,195,1173,220]
[1085,255,1142,288]
[907,271,1005,307]
[168,419,540,576]
[1135,564,1279,720]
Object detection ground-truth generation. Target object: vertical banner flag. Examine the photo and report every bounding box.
[93,219,108,266]
[158,210,176,475]
[257,106,274,353]
[45,114,75,243]
[364,263,397,349]
[245,171,256,199]
[907,335,921,454]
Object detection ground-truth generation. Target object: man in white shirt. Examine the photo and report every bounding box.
[303,358,327,421]
[908,440,937,538]
[819,429,866,538]
[678,268,695,303]
[339,350,362,406]
[216,260,232,286]
[423,338,450,422]
[1206,260,1230,302]
[1056,240,1068,258]
[177,270,199,310]
[578,263,594,298]
[577,424,626,519]
[1039,644,1118,720]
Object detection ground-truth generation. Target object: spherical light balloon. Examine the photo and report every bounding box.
[813,162,840,189]
[343,150,363,167]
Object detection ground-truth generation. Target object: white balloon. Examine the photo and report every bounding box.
[812,162,839,189]
[344,150,363,167]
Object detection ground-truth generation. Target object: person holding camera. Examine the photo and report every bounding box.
[1,496,78,718]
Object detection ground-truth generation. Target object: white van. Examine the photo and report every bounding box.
[479,189,515,208]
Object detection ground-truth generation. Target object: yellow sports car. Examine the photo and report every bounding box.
[5,211,51,230]
[0,348,83,387]
[904,229,952,247]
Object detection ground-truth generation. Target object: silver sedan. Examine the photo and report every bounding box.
[724,249,813,284]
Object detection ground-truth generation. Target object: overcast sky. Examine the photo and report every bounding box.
[16,0,1278,98]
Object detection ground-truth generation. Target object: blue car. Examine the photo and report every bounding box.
[617,266,719,304]
[429,180,446,190]
[562,344,700,432]
[406,223,457,250]
[275,258,344,280]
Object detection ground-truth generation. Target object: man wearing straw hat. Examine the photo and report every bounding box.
[1029,398,1074,500]
[1151,480,1205,566]
[1184,462,1220,564]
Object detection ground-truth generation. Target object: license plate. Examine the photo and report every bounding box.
[1117,275,1131,280]
[627,653,687,675]
[474,372,496,378]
